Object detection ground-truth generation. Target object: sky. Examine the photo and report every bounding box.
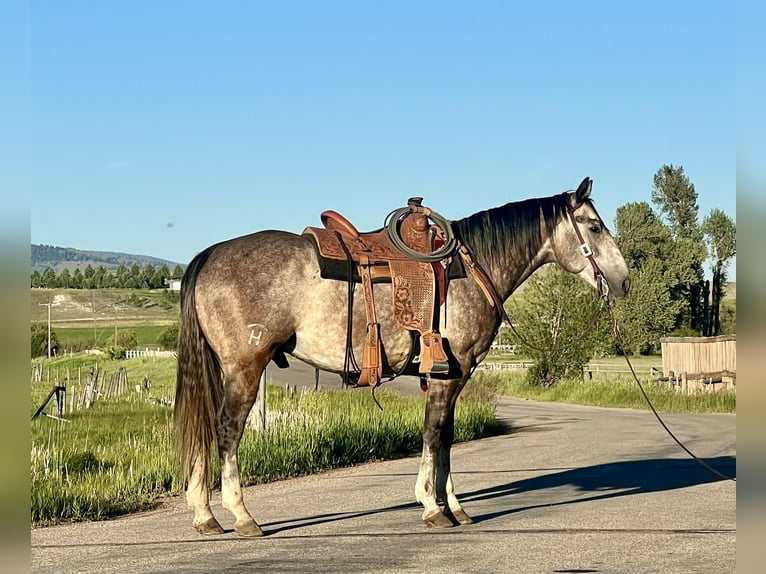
[18,1,736,277]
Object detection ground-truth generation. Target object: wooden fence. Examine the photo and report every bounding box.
[659,335,736,393]
[31,364,137,419]
[125,348,176,359]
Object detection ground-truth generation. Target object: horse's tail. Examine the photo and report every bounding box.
[174,247,223,488]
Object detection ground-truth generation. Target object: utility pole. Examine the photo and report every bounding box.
[39,302,53,359]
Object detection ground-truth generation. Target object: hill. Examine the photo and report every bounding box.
[32,244,183,274]
[31,288,179,327]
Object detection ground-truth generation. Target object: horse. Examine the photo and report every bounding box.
[174,176,630,536]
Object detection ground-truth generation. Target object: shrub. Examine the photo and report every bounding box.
[103,345,126,360]
[157,324,179,350]
[112,330,138,349]
[31,324,59,358]
[509,266,609,387]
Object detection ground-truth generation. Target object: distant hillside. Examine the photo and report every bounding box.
[31,244,183,274]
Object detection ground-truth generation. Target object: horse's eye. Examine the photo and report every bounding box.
[590,224,601,234]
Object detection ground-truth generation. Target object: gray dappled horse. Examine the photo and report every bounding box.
[175,177,630,536]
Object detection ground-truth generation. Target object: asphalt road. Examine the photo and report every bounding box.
[31,364,736,574]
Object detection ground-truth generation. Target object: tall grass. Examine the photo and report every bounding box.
[238,386,499,484]
[475,370,736,413]
[31,356,501,526]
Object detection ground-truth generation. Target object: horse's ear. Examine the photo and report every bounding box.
[575,177,592,203]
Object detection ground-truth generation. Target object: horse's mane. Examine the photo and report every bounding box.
[451,193,573,270]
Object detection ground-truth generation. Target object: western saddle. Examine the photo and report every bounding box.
[303,198,454,388]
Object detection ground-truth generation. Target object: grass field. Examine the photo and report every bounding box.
[31,288,178,325]
[30,355,500,526]
[32,288,179,351]
[29,287,735,526]
[52,324,173,349]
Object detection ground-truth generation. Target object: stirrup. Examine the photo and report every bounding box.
[418,331,450,374]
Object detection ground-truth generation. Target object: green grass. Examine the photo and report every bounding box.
[38,323,174,349]
[30,349,734,527]
[30,355,500,526]
[474,370,735,414]
[31,401,177,524]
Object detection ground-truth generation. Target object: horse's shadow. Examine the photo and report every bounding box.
[261,456,735,535]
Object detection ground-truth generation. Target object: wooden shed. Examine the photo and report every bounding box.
[659,335,736,392]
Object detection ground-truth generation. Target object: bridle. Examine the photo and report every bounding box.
[565,199,733,483]
[566,200,610,302]
[470,197,736,483]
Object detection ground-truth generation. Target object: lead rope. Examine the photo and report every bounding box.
[603,296,736,482]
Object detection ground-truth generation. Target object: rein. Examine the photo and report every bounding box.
[605,302,736,483]
[500,201,735,483]
[390,199,735,484]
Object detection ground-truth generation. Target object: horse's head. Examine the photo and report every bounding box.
[552,177,630,301]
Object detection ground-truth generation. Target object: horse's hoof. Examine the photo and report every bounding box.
[234,518,264,537]
[423,509,454,529]
[194,517,225,535]
[451,509,474,525]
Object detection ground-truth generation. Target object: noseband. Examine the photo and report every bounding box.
[566,202,610,301]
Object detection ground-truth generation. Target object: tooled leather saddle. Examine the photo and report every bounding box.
[303,198,456,388]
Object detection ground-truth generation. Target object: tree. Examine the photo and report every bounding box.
[83,264,95,287]
[702,209,736,335]
[31,324,59,358]
[113,329,138,349]
[123,263,139,288]
[71,268,84,289]
[40,267,57,288]
[651,164,702,241]
[650,164,706,332]
[148,264,168,289]
[613,201,672,268]
[614,202,685,349]
[142,264,156,289]
[59,268,72,288]
[115,263,128,287]
[609,258,680,354]
[507,266,610,386]
[157,324,179,350]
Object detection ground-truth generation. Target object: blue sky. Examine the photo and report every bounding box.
[22,1,735,277]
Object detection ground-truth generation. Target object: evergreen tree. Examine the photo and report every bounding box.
[41,267,57,288]
[701,209,736,335]
[72,268,84,289]
[650,165,706,333]
[59,268,72,288]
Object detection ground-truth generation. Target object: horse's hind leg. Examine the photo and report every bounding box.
[187,456,224,534]
[217,362,266,537]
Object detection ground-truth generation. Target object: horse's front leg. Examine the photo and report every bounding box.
[217,365,265,537]
[415,380,472,527]
[445,470,473,525]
